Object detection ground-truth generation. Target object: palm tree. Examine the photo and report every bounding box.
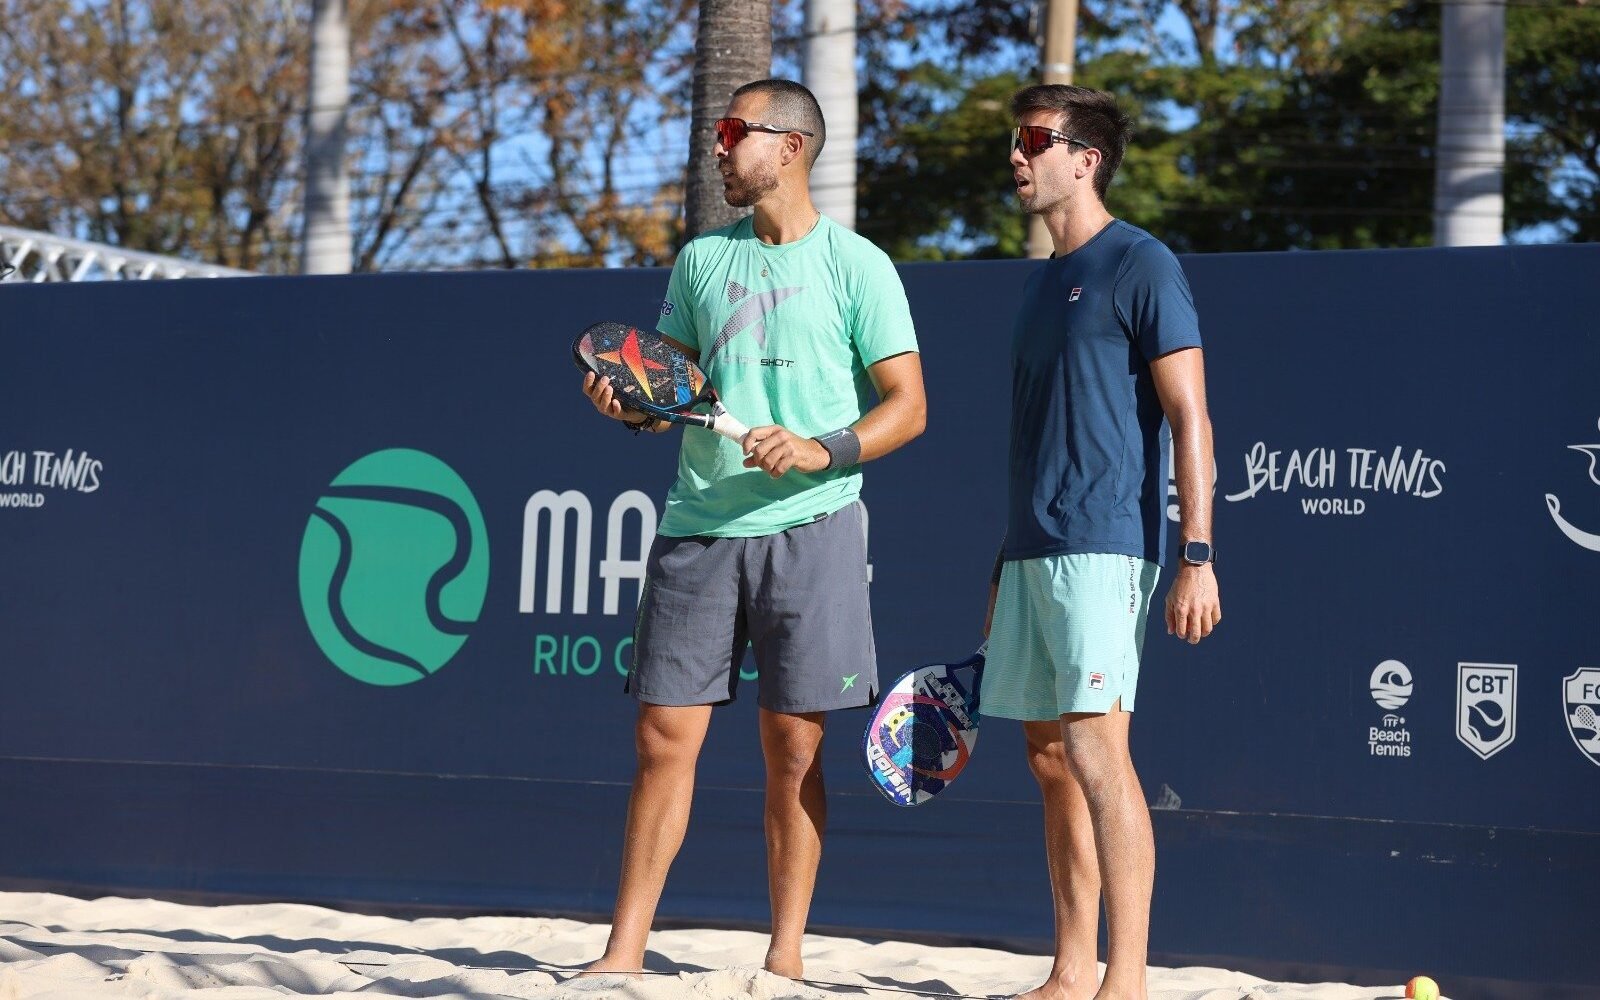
[805,0,857,230]
[684,0,771,237]
[303,0,351,273]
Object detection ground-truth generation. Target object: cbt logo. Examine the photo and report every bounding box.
[1456,663,1516,760]
[1564,668,1600,768]
[298,449,489,686]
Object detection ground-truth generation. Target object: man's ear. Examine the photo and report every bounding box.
[1079,146,1103,181]
[784,132,806,168]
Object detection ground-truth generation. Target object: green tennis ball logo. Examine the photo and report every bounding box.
[298,449,489,686]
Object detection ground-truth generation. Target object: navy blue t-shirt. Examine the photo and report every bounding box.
[1004,220,1202,566]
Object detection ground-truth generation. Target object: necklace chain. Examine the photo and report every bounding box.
[755,212,820,277]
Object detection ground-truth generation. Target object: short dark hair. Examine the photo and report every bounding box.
[731,78,826,169]
[1009,85,1131,200]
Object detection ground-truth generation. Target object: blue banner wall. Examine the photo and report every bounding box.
[2,244,1597,994]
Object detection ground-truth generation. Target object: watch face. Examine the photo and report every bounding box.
[1183,541,1212,564]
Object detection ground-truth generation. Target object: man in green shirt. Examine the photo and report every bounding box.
[579,79,927,980]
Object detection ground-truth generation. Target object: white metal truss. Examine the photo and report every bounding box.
[0,225,255,282]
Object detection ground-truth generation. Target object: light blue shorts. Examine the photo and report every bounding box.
[983,553,1161,720]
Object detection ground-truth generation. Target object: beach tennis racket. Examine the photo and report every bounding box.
[572,321,750,444]
[861,644,985,807]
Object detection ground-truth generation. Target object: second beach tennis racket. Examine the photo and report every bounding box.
[572,321,750,444]
[861,643,986,807]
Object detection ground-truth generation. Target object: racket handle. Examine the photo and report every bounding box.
[709,409,750,445]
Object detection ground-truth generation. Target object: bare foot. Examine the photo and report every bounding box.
[573,955,645,979]
[1089,981,1146,1000]
[1011,969,1099,1000]
[763,949,804,980]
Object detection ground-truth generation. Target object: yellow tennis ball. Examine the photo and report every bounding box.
[1406,975,1439,1000]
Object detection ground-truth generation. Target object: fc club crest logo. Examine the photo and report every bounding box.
[1456,663,1517,760]
[1564,668,1600,769]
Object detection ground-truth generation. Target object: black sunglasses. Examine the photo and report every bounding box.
[715,117,815,149]
[1011,125,1094,158]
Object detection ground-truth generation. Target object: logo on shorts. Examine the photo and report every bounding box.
[841,673,859,694]
[1456,663,1516,760]
[1088,672,1105,690]
[299,449,490,686]
[1069,287,1082,302]
[1564,668,1600,768]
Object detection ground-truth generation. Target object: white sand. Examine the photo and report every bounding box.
[0,892,1431,1000]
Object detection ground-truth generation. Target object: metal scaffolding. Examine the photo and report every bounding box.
[0,225,255,282]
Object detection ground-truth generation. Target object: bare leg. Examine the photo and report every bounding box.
[1059,703,1152,1000]
[758,708,827,979]
[1011,720,1102,1000]
[581,702,713,976]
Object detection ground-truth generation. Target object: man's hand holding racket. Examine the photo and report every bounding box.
[580,370,665,432]
[571,321,752,444]
[741,426,828,478]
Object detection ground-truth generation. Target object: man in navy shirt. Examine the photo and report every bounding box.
[983,85,1222,1000]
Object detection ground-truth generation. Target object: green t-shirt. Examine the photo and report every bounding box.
[655,215,919,537]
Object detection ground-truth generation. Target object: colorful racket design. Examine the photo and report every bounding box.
[571,321,750,444]
[861,644,985,807]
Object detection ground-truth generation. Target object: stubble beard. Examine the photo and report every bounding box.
[723,160,780,208]
[1021,179,1071,218]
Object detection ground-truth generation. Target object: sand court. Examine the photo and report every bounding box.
[0,892,1431,1000]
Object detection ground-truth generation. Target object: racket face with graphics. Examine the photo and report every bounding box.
[572,321,750,444]
[861,645,985,807]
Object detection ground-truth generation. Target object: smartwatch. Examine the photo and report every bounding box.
[1181,540,1215,567]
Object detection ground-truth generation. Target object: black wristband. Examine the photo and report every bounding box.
[814,427,861,470]
[622,413,655,435]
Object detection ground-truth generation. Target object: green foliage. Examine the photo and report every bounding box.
[858,70,1028,259]
[858,0,1600,256]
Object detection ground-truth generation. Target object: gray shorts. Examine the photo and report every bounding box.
[627,501,878,713]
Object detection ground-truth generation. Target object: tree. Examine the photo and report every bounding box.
[854,0,1600,256]
[500,0,696,266]
[0,0,309,271]
[304,0,352,273]
[1504,3,1600,242]
[685,0,772,236]
[0,0,699,271]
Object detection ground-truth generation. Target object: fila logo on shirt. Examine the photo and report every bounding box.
[1069,287,1083,302]
[1088,672,1105,690]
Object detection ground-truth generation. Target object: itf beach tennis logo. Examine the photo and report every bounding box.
[298,449,489,686]
[1456,663,1516,760]
[1371,660,1413,710]
[1367,660,1413,758]
[1563,668,1600,769]
[1545,418,1600,553]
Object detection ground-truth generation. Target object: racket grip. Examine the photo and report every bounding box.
[710,412,751,445]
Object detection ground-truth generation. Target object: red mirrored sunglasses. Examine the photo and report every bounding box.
[1011,124,1094,158]
[714,117,815,149]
